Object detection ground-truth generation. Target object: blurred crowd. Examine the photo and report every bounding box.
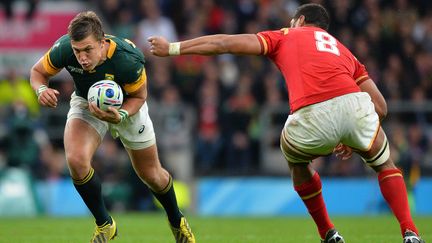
[1,0,432,210]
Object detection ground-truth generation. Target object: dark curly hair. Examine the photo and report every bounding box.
[293,3,330,30]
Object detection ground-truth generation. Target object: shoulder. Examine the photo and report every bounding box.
[51,35,72,51]
[106,35,145,83]
[257,27,301,45]
[257,28,295,55]
[48,34,74,59]
[44,34,74,72]
[107,35,144,63]
[258,28,290,38]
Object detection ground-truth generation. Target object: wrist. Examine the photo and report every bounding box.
[118,109,129,123]
[168,42,181,56]
[36,85,48,97]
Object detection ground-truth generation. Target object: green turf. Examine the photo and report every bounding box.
[0,213,430,242]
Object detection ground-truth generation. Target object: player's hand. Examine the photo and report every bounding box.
[88,102,121,124]
[38,87,60,108]
[333,143,353,160]
[148,36,170,57]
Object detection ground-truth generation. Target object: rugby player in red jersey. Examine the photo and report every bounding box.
[148,3,425,243]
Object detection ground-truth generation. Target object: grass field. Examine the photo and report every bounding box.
[1,213,431,242]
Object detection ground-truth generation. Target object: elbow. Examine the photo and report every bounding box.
[213,35,233,54]
[376,102,388,121]
[209,40,229,54]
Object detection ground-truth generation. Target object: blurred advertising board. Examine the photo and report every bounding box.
[0,1,86,75]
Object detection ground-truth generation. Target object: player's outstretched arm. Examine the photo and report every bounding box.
[30,57,60,108]
[148,34,262,57]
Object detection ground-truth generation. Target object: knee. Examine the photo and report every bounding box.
[138,167,169,190]
[362,137,392,171]
[289,162,310,173]
[371,159,397,173]
[65,152,91,177]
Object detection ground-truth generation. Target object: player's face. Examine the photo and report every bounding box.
[71,35,104,71]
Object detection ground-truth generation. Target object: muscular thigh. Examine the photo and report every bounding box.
[355,127,390,167]
[127,144,168,191]
[110,102,156,150]
[340,92,380,152]
[280,99,343,163]
[64,118,101,178]
[127,144,160,170]
[280,92,379,164]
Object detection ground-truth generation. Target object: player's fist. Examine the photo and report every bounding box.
[148,36,170,57]
[37,86,60,108]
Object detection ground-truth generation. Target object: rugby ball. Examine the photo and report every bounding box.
[87,80,123,111]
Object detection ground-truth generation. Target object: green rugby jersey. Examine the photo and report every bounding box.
[42,34,147,98]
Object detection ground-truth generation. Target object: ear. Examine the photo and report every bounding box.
[100,38,106,48]
[290,18,295,28]
[299,15,306,26]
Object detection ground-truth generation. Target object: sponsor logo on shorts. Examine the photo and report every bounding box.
[139,125,145,134]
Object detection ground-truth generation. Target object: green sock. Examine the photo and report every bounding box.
[73,168,111,226]
[151,176,183,227]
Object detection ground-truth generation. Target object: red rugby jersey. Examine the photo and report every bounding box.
[257,26,369,112]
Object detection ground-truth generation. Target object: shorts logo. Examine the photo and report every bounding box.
[138,125,145,134]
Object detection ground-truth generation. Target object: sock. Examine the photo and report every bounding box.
[294,172,333,239]
[151,175,183,228]
[73,168,111,226]
[378,168,418,236]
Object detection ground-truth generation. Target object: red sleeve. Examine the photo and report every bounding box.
[353,58,370,85]
[256,29,288,57]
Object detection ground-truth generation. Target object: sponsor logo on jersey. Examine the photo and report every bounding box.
[67,65,84,74]
[105,74,114,80]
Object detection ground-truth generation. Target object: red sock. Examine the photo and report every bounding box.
[378,168,418,236]
[294,172,333,239]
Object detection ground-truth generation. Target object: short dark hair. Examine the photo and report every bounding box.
[293,3,330,30]
[68,11,104,42]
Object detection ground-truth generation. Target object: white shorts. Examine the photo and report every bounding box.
[280,92,380,163]
[67,92,156,150]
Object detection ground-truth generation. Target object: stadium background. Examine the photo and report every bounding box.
[0,0,432,220]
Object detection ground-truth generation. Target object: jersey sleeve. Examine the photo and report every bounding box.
[353,57,370,85]
[256,29,287,56]
[122,67,147,94]
[117,53,147,94]
[42,35,69,75]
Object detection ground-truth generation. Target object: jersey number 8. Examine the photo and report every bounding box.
[315,31,340,56]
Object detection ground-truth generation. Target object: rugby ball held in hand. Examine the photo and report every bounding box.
[87,80,123,111]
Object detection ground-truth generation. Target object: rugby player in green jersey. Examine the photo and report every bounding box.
[30,11,195,243]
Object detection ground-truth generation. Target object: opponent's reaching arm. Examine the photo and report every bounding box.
[148,34,262,57]
[30,57,60,108]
